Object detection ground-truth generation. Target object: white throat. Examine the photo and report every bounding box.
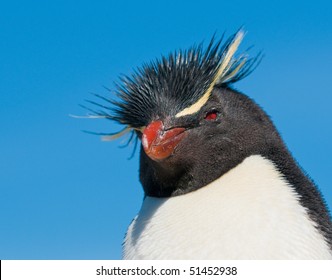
[123,155,331,259]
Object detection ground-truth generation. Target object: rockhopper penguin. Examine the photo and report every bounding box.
[92,31,332,259]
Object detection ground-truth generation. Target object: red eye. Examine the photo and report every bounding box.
[204,111,218,120]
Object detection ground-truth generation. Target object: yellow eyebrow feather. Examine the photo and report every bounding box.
[175,31,245,118]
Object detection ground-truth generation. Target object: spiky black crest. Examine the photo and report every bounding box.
[89,31,260,138]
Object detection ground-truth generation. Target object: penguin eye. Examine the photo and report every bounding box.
[204,110,218,121]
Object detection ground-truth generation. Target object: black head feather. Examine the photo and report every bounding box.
[90,31,260,134]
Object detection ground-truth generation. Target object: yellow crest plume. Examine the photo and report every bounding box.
[175,31,245,118]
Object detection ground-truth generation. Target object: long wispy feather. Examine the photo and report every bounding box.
[84,30,261,141]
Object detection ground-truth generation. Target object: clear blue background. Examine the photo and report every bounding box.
[1,0,331,259]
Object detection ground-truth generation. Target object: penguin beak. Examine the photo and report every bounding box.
[142,120,186,161]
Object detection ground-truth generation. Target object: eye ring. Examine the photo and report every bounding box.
[204,110,219,121]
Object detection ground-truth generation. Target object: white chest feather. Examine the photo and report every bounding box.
[123,155,331,259]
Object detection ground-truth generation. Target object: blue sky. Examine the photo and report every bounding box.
[1,0,331,259]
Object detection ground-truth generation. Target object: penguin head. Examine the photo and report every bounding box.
[93,31,277,197]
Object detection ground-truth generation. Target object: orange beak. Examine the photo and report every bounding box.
[142,120,186,161]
